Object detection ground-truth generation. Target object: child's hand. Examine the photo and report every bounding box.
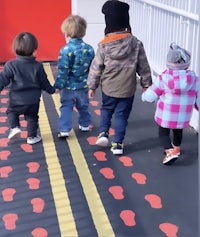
[142,87,148,93]
[88,89,95,98]
[141,88,157,103]
[55,89,60,94]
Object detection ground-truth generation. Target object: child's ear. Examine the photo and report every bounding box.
[33,50,37,56]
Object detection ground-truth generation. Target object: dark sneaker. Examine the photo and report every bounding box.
[111,142,123,155]
[95,132,109,146]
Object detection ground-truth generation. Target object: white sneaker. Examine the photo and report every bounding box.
[110,142,123,155]
[27,135,42,145]
[79,125,90,131]
[58,131,69,138]
[8,127,21,139]
[95,132,109,146]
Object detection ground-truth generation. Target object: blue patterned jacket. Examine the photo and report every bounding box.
[54,38,95,90]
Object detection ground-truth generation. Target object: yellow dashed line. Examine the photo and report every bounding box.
[43,63,115,237]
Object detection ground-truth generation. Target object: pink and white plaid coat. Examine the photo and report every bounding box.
[142,69,198,129]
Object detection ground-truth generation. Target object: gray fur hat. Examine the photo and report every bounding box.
[166,42,191,70]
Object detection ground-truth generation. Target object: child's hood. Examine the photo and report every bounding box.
[100,33,136,60]
[162,69,197,92]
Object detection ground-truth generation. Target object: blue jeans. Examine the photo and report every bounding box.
[99,92,134,143]
[58,88,91,132]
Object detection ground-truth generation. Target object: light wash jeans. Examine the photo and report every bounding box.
[58,88,91,132]
[99,92,134,143]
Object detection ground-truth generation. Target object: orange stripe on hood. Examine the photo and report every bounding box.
[100,33,131,44]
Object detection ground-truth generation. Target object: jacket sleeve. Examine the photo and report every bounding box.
[87,47,104,90]
[136,42,152,88]
[54,48,71,90]
[194,75,199,110]
[0,63,12,91]
[142,75,162,102]
[142,87,158,102]
[39,65,55,94]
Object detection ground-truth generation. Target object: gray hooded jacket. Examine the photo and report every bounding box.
[87,33,152,98]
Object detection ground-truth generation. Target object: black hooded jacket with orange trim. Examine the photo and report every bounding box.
[87,33,152,98]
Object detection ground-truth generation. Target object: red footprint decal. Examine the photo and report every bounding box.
[2,213,18,230]
[0,138,9,147]
[144,194,162,208]
[120,210,136,226]
[109,186,124,200]
[94,151,107,161]
[87,136,97,145]
[99,167,115,179]
[0,117,7,123]
[20,120,27,127]
[0,126,9,134]
[109,128,115,136]
[26,178,40,189]
[31,198,45,213]
[94,109,100,115]
[0,166,13,178]
[0,150,11,160]
[31,227,48,237]
[73,106,78,112]
[2,188,16,201]
[1,98,8,104]
[159,223,179,237]
[21,131,27,138]
[21,144,33,153]
[131,172,146,184]
[90,100,99,106]
[119,156,133,167]
[0,107,7,113]
[27,162,40,173]
[1,90,8,95]
[89,124,94,129]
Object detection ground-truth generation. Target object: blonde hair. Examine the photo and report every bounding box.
[61,15,87,38]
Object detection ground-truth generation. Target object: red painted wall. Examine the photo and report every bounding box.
[0,0,71,62]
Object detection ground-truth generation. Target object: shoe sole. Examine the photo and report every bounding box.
[79,125,90,131]
[27,138,42,145]
[58,136,68,139]
[163,156,178,165]
[111,149,123,155]
[58,132,69,138]
[96,137,108,147]
[79,128,90,132]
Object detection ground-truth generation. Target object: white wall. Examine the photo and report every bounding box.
[72,0,106,52]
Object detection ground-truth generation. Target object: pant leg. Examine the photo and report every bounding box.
[172,128,183,146]
[158,126,173,149]
[75,88,91,127]
[6,104,21,128]
[58,89,74,132]
[99,92,116,133]
[113,95,134,143]
[24,103,39,137]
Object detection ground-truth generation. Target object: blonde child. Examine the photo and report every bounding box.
[54,15,95,138]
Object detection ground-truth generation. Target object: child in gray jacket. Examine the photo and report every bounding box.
[87,0,152,155]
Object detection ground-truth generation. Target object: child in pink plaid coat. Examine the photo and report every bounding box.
[142,42,198,165]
